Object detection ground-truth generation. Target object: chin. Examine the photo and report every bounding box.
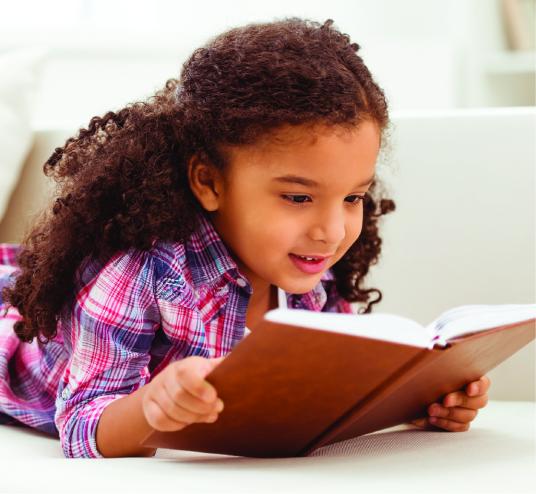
[281,276,323,295]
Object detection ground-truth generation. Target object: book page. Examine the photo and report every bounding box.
[263,308,433,348]
[425,304,536,345]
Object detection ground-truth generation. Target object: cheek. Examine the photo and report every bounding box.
[249,214,297,253]
[352,216,364,237]
[338,217,363,252]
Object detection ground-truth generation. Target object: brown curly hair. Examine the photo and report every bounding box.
[2,17,396,344]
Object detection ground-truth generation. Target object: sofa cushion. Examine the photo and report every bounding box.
[0,400,533,492]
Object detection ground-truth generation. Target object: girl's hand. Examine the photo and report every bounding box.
[410,376,491,432]
[142,355,225,432]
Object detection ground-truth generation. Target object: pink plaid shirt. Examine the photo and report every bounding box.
[0,210,353,458]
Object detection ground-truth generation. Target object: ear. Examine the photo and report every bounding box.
[187,154,225,212]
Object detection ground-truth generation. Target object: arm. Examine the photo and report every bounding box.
[54,248,160,458]
[95,383,156,457]
[55,247,226,458]
[96,356,225,457]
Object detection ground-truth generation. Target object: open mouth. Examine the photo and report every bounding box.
[291,254,325,263]
[288,253,330,274]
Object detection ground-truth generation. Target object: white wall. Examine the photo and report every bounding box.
[0,0,533,129]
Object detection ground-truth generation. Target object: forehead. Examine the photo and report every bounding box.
[253,122,365,152]
[223,121,380,178]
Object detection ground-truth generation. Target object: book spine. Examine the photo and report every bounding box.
[298,348,436,456]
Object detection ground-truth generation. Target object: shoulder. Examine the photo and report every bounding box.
[76,241,189,288]
[70,247,161,328]
[75,238,212,310]
[149,240,195,305]
[75,245,157,292]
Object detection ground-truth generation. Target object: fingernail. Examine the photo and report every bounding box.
[429,417,438,424]
[216,399,224,412]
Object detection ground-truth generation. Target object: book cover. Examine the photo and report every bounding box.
[141,306,536,457]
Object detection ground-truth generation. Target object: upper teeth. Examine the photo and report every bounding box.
[299,255,317,261]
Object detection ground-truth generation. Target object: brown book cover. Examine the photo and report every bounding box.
[141,307,535,457]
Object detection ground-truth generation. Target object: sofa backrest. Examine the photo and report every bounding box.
[370,108,535,401]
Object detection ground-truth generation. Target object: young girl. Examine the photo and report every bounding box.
[0,17,490,459]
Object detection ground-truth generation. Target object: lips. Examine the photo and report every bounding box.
[289,253,330,274]
[291,253,334,260]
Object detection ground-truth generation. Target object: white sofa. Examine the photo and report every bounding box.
[0,109,534,492]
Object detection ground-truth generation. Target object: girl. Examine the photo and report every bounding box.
[0,18,490,459]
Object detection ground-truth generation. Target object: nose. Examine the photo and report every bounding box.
[307,205,346,246]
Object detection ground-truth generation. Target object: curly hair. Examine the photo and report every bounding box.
[2,17,396,344]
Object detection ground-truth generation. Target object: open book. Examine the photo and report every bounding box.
[141,303,536,457]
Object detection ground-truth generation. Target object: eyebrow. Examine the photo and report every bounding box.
[272,173,375,188]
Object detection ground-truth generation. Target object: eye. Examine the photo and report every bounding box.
[281,194,366,206]
[345,195,366,205]
[282,194,311,204]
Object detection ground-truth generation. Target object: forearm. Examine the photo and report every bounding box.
[95,383,157,458]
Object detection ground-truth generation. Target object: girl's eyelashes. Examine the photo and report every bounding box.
[345,195,366,205]
[281,194,365,205]
[281,194,310,204]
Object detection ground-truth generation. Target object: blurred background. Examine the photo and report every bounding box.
[0,0,534,129]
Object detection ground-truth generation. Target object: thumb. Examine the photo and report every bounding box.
[202,355,225,374]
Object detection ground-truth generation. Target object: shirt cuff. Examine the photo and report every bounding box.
[57,394,125,459]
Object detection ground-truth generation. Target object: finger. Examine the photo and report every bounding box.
[442,391,488,409]
[174,359,220,403]
[464,376,489,397]
[164,378,223,416]
[203,357,226,378]
[467,376,491,397]
[144,396,188,431]
[428,403,478,423]
[410,418,428,428]
[428,416,470,432]
[409,417,445,431]
[154,384,219,426]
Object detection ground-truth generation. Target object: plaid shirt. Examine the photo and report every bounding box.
[0,210,353,458]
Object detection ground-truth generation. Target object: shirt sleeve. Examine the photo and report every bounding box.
[0,243,21,267]
[0,243,21,293]
[54,248,161,458]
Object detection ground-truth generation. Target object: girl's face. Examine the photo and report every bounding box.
[190,120,380,296]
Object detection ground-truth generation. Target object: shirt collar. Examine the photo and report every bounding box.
[290,269,334,312]
[186,209,249,292]
[187,208,334,311]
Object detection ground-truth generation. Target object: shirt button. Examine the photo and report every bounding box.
[61,388,69,399]
[236,278,247,288]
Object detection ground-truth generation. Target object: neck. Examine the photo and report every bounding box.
[246,284,278,330]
